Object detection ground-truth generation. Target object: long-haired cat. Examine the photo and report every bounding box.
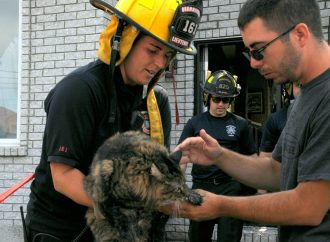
[84,131,202,242]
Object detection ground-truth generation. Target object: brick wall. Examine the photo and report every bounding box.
[0,0,329,241]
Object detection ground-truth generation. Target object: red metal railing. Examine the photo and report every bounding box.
[0,173,35,203]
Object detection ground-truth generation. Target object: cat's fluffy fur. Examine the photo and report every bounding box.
[84,131,202,242]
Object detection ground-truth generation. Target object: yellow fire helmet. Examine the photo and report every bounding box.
[91,0,203,56]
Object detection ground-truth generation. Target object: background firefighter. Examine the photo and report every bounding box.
[177,70,257,242]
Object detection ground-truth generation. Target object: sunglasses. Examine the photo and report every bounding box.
[242,25,297,61]
[211,96,232,104]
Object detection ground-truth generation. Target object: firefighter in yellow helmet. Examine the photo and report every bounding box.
[25,0,203,241]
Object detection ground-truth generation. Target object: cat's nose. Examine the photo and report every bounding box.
[185,192,203,206]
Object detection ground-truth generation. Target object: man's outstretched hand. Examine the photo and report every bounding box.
[175,129,223,166]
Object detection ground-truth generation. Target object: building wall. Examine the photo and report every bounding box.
[0,0,329,241]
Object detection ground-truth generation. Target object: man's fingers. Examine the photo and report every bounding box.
[179,155,191,165]
[200,129,215,145]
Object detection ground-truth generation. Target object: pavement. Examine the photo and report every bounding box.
[1,224,277,242]
[241,226,278,242]
[0,225,23,242]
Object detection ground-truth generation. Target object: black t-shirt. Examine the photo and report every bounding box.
[26,60,171,239]
[259,106,288,153]
[178,112,257,180]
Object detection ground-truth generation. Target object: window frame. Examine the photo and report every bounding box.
[0,0,22,147]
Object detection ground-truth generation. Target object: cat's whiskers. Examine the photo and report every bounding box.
[158,199,184,217]
[177,201,184,217]
[171,200,182,217]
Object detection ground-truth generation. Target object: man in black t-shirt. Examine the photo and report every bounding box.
[25,0,203,241]
[259,82,300,158]
[178,70,257,242]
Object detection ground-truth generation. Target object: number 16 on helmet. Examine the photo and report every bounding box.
[90,0,203,55]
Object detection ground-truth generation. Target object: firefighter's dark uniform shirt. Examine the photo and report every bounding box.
[259,106,288,153]
[25,59,171,239]
[178,111,257,180]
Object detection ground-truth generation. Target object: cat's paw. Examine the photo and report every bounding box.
[185,190,203,205]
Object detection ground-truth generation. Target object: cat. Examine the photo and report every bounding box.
[84,130,203,242]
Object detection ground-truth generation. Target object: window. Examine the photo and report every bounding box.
[0,0,21,145]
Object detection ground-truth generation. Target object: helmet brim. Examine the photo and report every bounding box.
[90,0,197,55]
[200,82,240,98]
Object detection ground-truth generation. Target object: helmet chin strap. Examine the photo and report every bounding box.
[108,18,126,126]
[171,64,180,125]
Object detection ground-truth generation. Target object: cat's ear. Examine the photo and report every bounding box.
[150,163,164,179]
[85,159,114,202]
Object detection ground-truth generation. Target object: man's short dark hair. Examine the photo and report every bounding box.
[237,0,324,41]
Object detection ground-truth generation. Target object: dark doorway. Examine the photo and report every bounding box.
[195,38,253,119]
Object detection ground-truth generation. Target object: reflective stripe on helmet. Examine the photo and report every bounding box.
[203,70,241,98]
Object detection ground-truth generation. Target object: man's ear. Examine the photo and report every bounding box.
[292,23,310,47]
